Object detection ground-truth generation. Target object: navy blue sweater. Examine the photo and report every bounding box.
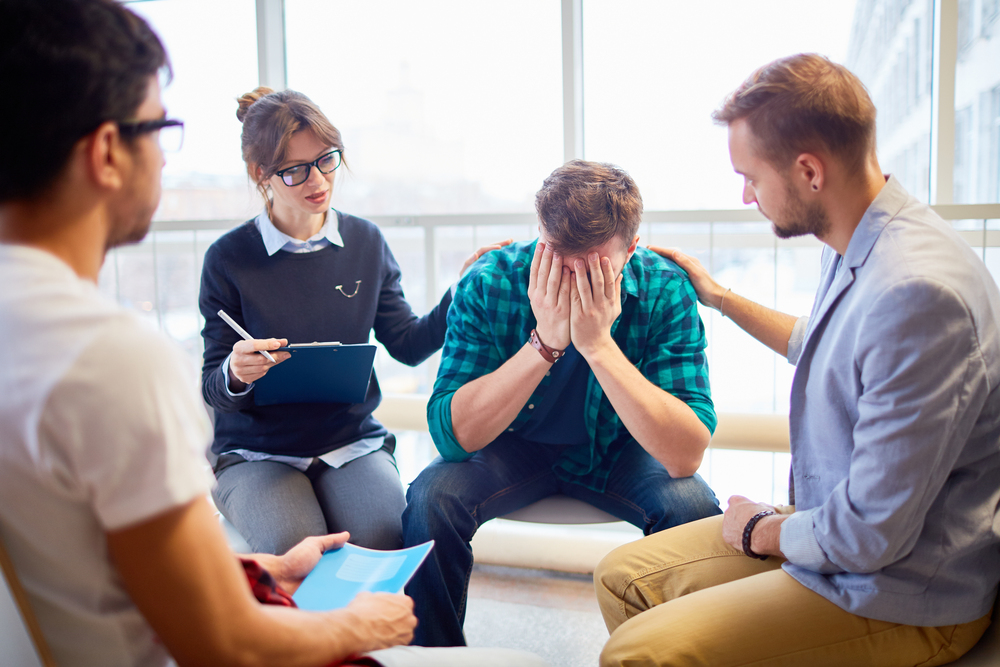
[199,211,451,457]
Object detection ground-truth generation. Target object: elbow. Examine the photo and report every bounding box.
[659,431,710,479]
[664,458,702,479]
[448,422,484,456]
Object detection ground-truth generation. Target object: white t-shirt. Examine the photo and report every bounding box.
[0,245,214,667]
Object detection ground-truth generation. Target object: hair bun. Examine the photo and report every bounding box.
[236,86,275,123]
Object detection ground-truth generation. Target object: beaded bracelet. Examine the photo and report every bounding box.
[742,509,775,560]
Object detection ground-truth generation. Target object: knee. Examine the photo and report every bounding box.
[351,518,403,550]
[648,478,722,535]
[594,544,634,629]
[402,467,474,537]
[600,624,654,667]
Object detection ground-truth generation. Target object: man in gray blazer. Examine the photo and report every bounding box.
[595,53,1000,667]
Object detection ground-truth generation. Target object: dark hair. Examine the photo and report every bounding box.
[535,160,643,256]
[236,87,346,210]
[712,53,876,173]
[0,0,170,203]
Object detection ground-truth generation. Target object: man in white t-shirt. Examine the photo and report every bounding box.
[0,2,546,666]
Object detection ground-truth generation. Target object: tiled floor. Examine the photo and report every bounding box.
[465,564,609,667]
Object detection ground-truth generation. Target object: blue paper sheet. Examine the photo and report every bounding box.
[292,541,434,611]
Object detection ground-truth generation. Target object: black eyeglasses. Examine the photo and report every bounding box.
[118,118,184,153]
[274,150,343,187]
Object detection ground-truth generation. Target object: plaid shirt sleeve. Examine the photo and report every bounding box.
[240,557,296,607]
[427,244,532,460]
[640,267,716,434]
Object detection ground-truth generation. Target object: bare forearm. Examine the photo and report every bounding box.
[584,338,710,477]
[714,290,798,358]
[450,344,551,451]
[224,605,378,667]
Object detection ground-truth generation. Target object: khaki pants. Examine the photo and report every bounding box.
[595,514,991,667]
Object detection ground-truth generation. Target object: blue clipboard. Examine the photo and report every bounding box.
[253,343,377,406]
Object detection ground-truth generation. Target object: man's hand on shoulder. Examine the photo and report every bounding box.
[570,252,622,359]
[528,241,571,350]
[459,238,513,277]
[648,246,728,312]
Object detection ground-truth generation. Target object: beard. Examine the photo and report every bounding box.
[769,179,830,240]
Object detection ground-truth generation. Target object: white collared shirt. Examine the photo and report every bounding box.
[255,207,344,256]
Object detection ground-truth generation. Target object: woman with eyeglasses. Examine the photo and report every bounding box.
[199,87,507,556]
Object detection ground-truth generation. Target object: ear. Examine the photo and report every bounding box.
[794,152,825,193]
[84,121,126,192]
[626,234,639,257]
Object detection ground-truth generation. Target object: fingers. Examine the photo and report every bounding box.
[586,252,606,300]
[602,257,617,300]
[544,249,563,298]
[473,238,513,258]
[528,241,544,294]
[646,245,678,260]
[574,258,593,308]
[233,338,286,353]
[314,532,350,552]
[559,266,572,305]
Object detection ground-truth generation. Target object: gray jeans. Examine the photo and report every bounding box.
[212,441,405,555]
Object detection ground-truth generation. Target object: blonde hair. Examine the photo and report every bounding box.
[236,87,346,211]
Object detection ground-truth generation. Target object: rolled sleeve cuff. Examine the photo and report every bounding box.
[427,389,474,462]
[687,398,717,436]
[222,354,253,397]
[780,509,838,573]
[786,316,810,366]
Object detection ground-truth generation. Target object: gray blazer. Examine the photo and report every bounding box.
[778,176,1000,626]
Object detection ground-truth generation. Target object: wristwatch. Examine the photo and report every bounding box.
[528,329,565,364]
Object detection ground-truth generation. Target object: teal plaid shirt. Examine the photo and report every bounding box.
[427,240,715,492]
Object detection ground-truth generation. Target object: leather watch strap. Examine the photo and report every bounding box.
[528,328,564,364]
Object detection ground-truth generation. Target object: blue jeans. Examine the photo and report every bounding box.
[401,432,722,647]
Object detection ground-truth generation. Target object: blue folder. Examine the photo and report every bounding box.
[253,343,377,406]
[292,541,434,611]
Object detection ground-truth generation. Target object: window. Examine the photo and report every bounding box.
[583,0,860,211]
[127,0,260,222]
[285,0,563,217]
[955,0,1000,203]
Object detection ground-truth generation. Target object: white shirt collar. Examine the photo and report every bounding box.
[255,208,344,256]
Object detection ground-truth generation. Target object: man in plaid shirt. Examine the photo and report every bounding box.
[402,160,722,647]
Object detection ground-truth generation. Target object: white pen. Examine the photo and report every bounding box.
[217,309,277,363]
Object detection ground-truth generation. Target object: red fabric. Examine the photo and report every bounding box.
[239,558,379,667]
[239,557,296,607]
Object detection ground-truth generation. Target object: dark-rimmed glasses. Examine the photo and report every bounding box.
[274,150,343,187]
[118,118,185,153]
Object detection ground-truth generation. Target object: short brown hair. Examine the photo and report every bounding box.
[236,87,346,209]
[535,160,643,256]
[713,53,876,173]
